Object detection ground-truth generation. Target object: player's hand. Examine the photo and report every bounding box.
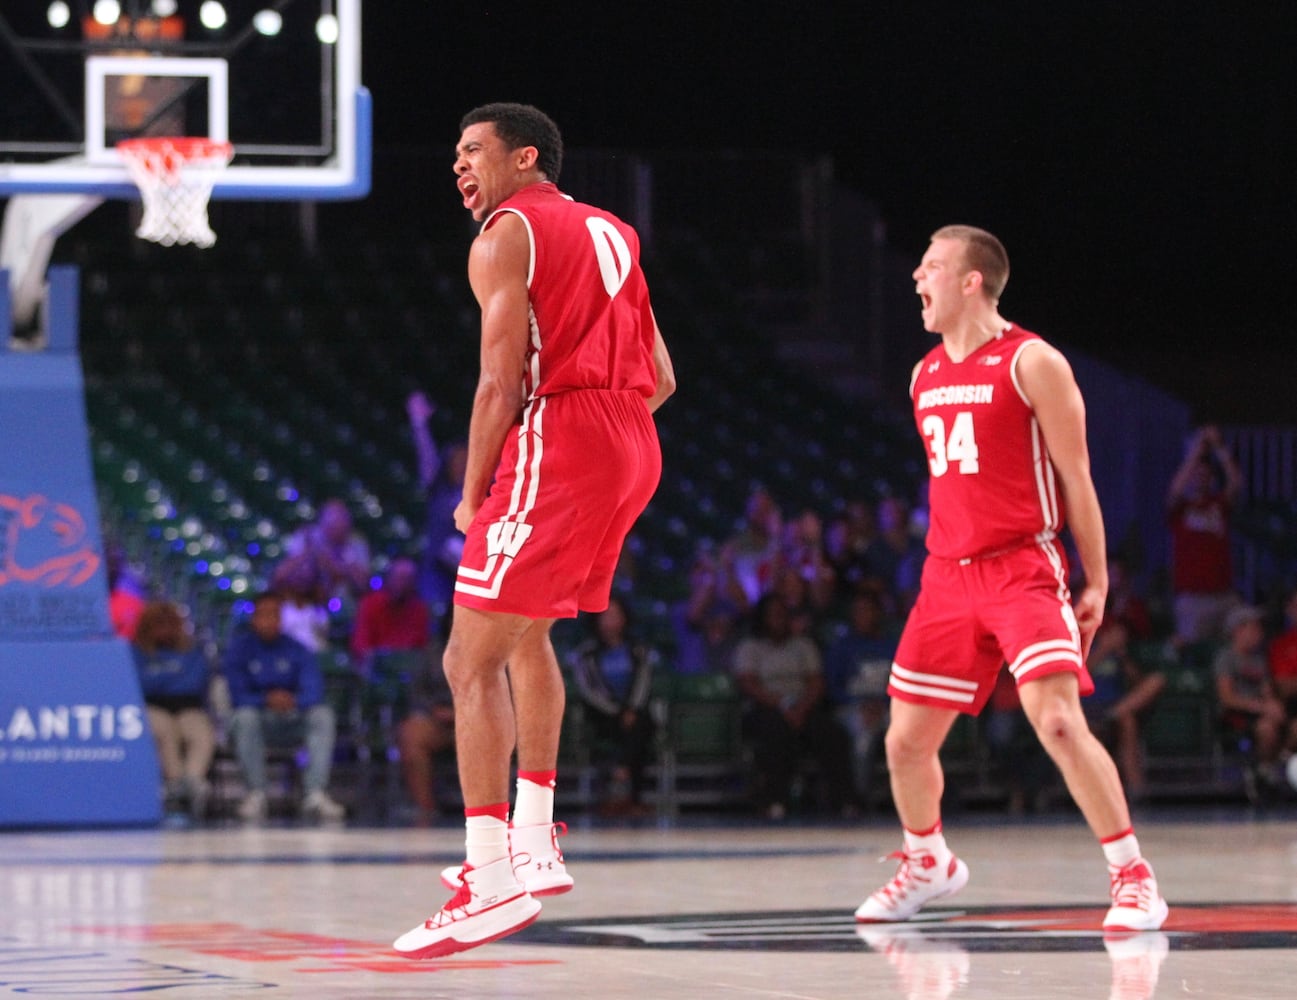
[1074,586,1106,660]
[453,498,479,533]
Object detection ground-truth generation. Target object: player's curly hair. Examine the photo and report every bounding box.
[460,102,563,183]
[932,224,1010,302]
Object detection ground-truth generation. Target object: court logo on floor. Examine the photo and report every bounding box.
[522,903,1297,953]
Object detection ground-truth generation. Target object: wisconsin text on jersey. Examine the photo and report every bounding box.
[915,384,995,409]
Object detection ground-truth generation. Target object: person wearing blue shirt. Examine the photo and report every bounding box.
[131,600,216,819]
[223,591,344,822]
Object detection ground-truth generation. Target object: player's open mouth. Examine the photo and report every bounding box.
[459,178,479,205]
[920,294,932,309]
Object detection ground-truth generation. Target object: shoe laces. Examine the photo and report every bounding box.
[876,849,937,904]
[1109,861,1155,910]
[549,821,568,859]
[426,866,475,927]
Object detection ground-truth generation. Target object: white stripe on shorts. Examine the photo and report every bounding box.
[889,662,978,706]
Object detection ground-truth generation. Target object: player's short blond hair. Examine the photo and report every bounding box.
[931,225,1010,302]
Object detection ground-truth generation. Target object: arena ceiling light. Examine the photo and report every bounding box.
[46,2,71,29]
[198,2,228,31]
[91,1,121,26]
[150,0,179,16]
[252,9,284,36]
[315,13,339,44]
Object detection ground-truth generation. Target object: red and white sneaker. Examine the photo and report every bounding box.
[441,821,574,898]
[394,856,541,960]
[855,849,969,923]
[1103,859,1168,931]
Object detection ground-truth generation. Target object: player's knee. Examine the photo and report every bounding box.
[883,726,931,769]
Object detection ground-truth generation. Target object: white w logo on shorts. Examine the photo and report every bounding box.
[487,521,533,559]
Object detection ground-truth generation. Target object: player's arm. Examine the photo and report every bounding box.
[644,311,676,414]
[1017,343,1108,652]
[456,214,531,532]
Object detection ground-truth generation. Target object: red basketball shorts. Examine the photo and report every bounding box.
[454,388,661,619]
[889,537,1094,714]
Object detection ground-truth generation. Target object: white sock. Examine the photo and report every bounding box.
[1102,831,1141,870]
[465,815,509,868]
[903,824,951,865]
[512,777,555,828]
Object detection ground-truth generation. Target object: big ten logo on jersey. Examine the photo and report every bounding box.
[486,520,533,560]
[921,412,980,477]
[585,218,633,298]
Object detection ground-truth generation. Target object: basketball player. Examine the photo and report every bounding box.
[855,226,1167,932]
[394,103,675,959]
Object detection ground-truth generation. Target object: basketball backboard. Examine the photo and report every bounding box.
[0,0,368,201]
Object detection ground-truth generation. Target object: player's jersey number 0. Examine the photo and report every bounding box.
[585,217,633,298]
[922,411,980,477]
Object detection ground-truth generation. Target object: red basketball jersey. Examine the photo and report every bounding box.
[483,182,658,402]
[911,324,1065,560]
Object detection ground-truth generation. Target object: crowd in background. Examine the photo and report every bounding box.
[105,416,1297,824]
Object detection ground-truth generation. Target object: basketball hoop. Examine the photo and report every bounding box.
[116,137,234,248]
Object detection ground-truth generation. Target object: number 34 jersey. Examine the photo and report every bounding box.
[910,323,1065,561]
[483,181,658,402]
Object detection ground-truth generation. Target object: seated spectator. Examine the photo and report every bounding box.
[861,495,926,616]
[131,600,216,820]
[672,540,746,674]
[107,544,147,641]
[781,508,837,611]
[733,593,854,819]
[1106,552,1155,640]
[270,553,331,653]
[826,498,878,598]
[1214,603,1296,796]
[284,498,372,603]
[395,619,455,824]
[1083,619,1167,800]
[350,555,432,673]
[569,596,660,817]
[724,486,783,605]
[823,589,896,803]
[223,592,345,822]
[1267,587,1297,716]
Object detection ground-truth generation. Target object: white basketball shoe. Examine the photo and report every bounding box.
[393,856,541,960]
[441,821,574,898]
[855,848,969,923]
[1103,859,1168,931]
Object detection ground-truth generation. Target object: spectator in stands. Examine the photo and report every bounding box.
[826,498,878,598]
[673,539,747,673]
[283,498,372,604]
[724,486,784,605]
[1267,586,1297,716]
[395,616,456,824]
[823,589,897,803]
[862,495,927,616]
[1167,425,1242,644]
[350,555,432,673]
[569,596,660,817]
[406,390,468,616]
[1106,552,1155,641]
[733,593,854,819]
[781,508,837,612]
[1214,603,1295,794]
[1083,619,1167,801]
[771,564,826,641]
[270,552,331,653]
[131,599,216,820]
[223,591,345,823]
[107,544,146,640]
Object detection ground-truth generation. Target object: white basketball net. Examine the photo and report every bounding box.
[117,138,234,248]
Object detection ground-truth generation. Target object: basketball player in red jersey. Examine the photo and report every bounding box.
[395,104,675,959]
[855,226,1167,932]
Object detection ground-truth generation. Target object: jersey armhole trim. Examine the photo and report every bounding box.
[483,207,537,288]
